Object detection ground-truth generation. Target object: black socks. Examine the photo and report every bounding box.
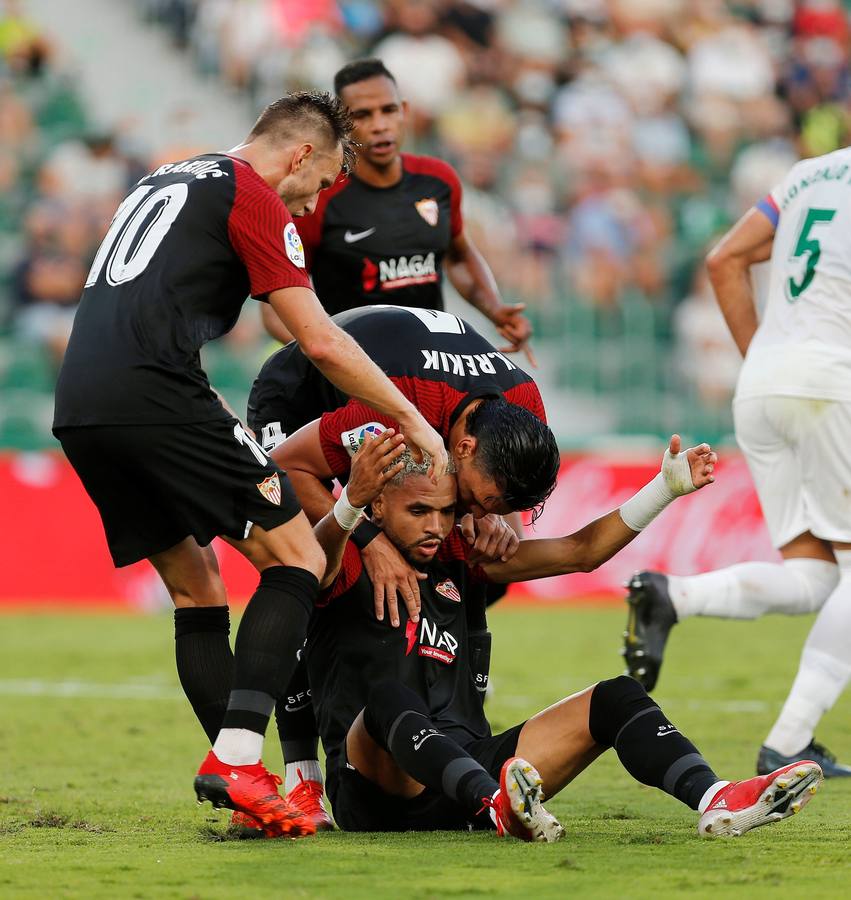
[276,656,320,762]
[221,566,319,735]
[465,585,492,700]
[363,681,498,818]
[174,605,233,744]
[590,676,719,810]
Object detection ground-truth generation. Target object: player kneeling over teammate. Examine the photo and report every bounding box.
[302,432,822,840]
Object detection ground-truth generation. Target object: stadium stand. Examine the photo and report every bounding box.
[3,0,849,449]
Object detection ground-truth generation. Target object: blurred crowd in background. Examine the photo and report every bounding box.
[1,0,850,447]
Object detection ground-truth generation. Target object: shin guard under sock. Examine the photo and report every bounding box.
[363,681,498,818]
[276,656,321,763]
[590,676,719,810]
[174,605,233,744]
[221,566,318,736]
[466,586,492,700]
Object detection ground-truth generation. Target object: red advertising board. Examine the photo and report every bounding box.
[0,451,777,608]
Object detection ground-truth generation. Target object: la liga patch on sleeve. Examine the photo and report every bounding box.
[284,222,305,267]
[341,422,386,457]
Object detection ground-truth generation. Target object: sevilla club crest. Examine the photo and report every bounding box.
[257,473,282,506]
[415,198,439,227]
[435,579,461,603]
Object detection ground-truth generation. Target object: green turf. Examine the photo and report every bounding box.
[1,607,849,899]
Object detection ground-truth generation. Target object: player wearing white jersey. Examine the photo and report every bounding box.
[623,147,851,777]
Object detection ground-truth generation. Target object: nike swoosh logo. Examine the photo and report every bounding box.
[344,227,376,243]
[284,702,311,713]
[657,730,680,737]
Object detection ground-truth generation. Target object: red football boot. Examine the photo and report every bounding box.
[698,760,823,838]
[229,809,265,838]
[284,769,335,832]
[194,751,316,838]
[484,757,564,842]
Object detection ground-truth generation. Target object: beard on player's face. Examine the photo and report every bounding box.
[372,476,457,569]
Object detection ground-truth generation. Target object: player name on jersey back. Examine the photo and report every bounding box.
[421,348,517,377]
[54,153,310,428]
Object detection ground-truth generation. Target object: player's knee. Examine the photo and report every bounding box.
[258,564,320,617]
[281,527,326,580]
[163,572,227,608]
[298,539,326,582]
[784,557,839,612]
[588,676,656,749]
[363,680,429,749]
[262,537,325,581]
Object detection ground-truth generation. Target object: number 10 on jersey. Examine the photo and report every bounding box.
[85,184,189,288]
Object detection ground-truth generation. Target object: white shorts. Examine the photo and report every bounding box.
[733,395,851,548]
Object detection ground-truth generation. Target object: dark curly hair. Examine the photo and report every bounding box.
[465,398,560,520]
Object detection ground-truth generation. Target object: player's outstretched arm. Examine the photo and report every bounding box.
[268,285,449,479]
[445,230,536,367]
[480,436,717,583]
[706,207,776,357]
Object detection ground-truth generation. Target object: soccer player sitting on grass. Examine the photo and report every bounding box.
[300,431,823,840]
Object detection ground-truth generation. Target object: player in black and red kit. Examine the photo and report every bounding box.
[245,303,556,828]
[260,58,533,362]
[304,435,822,841]
[52,92,448,838]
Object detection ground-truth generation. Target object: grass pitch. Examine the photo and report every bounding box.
[1,605,849,899]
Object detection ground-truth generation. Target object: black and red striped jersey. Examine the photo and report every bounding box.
[246,305,546,476]
[305,528,491,802]
[295,153,463,315]
[54,154,310,428]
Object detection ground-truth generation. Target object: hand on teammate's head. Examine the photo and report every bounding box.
[346,429,406,508]
[396,412,450,482]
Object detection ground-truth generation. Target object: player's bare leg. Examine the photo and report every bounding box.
[194,512,325,837]
[514,687,605,796]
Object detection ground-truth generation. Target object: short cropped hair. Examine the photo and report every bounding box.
[334,58,397,97]
[465,398,560,519]
[249,90,356,172]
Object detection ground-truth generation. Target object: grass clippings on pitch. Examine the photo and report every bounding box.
[1,607,849,899]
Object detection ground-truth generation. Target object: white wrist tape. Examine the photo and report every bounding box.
[619,446,696,531]
[619,473,676,532]
[332,485,365,531]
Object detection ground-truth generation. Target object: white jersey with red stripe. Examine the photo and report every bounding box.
[736,146,851,402]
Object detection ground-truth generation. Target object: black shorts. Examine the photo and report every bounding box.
[330,722,526,833]
[55,418,301,567]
